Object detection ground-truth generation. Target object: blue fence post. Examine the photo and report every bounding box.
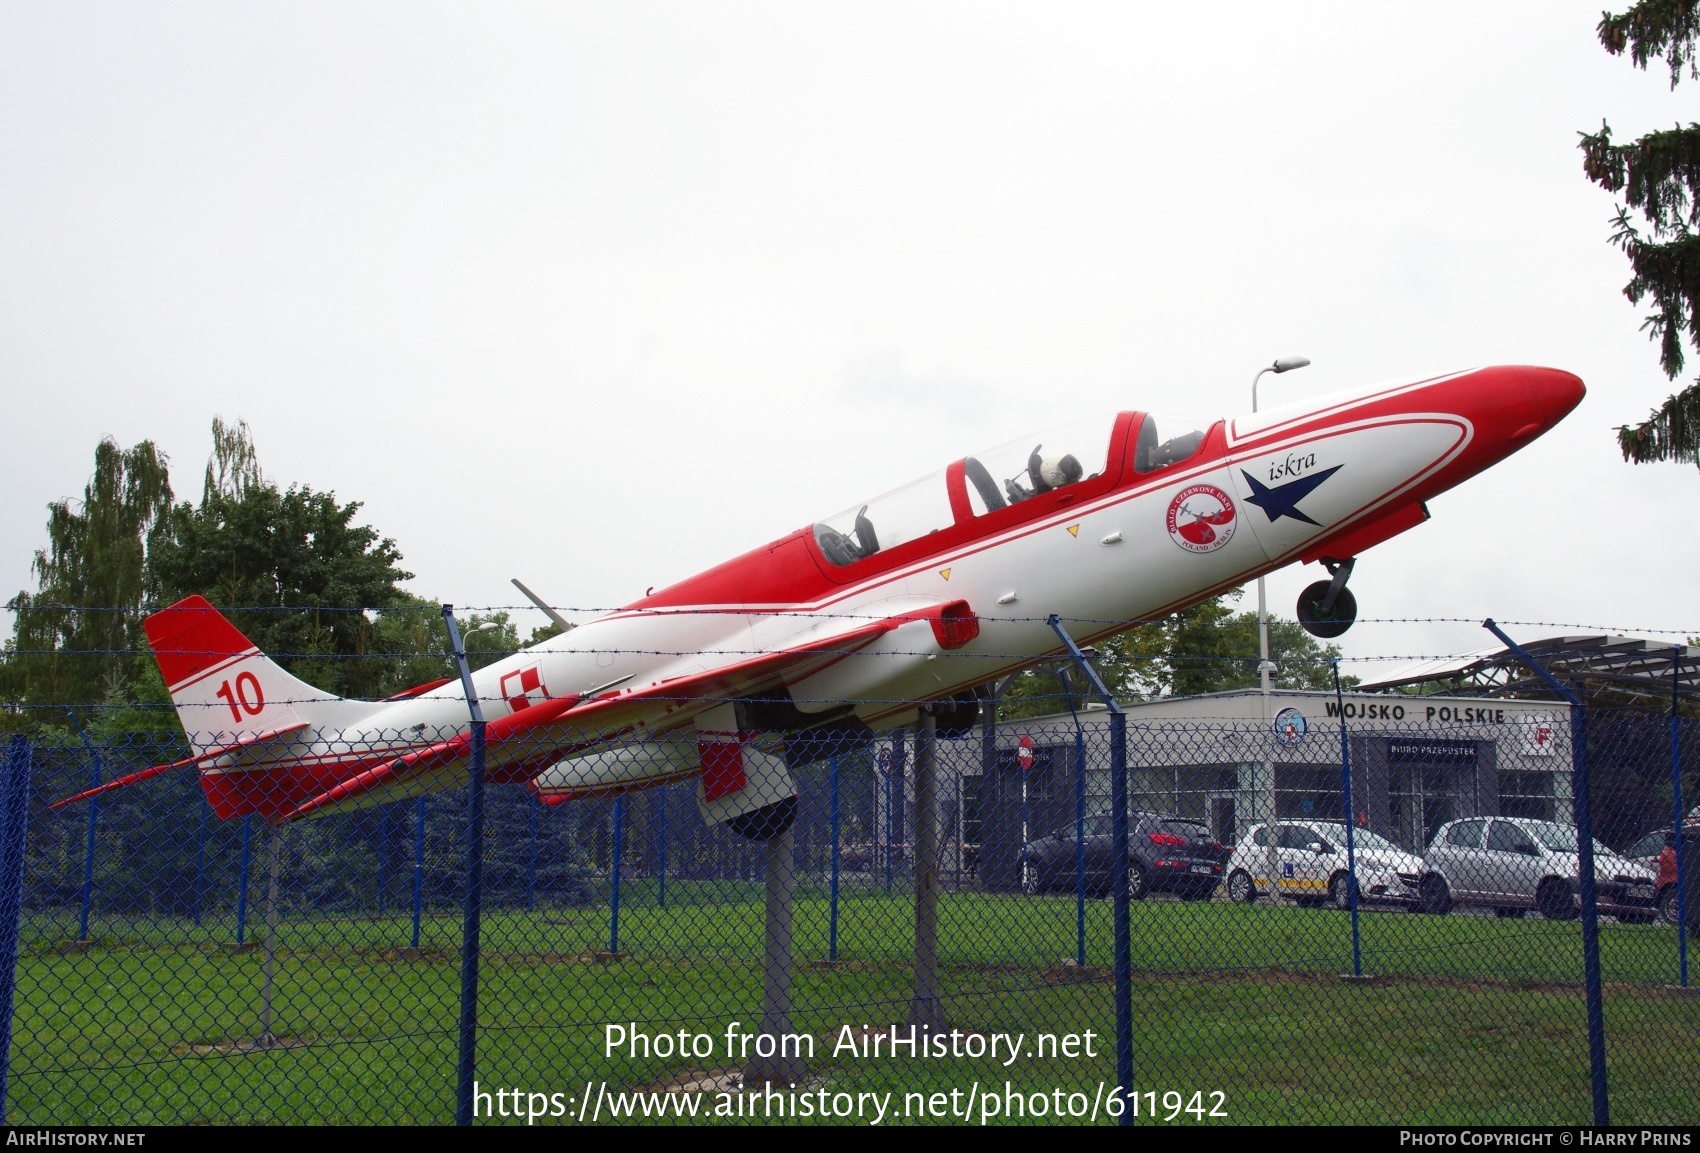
[1019,757,1029,888]
[1075,729,1087,968]
[829,753,840,963]
[1485,620,1608,1127]
[376,803,388,917]
[411,795,426,952]
[0,736,34,1123]
[1672,646,1688,989]
[1047,616,1131,1124]
[1059,671,1087,968]
[192,796,208,928]
[1331,660,1365,979]
[235,814,253,946]
[444,607,488,1128]
[608,797,625,956]
[66,714,100,943]
[884,757,895,894]
[526,798,538,911]
[1110,709,1131,1125]
[656,788,667,909]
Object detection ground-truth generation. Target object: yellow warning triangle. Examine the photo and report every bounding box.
[939,568,952,581]
[1066,524,1080,537]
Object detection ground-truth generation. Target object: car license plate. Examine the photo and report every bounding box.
[1189,865,1213,874]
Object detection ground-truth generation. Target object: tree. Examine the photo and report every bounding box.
[1579,2,1700,467]
[1,438,173,719]
[4,419,429,722]
[149,421,415,699]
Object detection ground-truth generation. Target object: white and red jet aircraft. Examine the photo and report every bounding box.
[59,365,1583,838]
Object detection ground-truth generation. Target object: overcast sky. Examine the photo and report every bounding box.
[3,1,1696,678]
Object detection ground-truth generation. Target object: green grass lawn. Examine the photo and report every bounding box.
[10,888,1698,1125]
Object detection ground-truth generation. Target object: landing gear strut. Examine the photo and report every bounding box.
[1297,557,1357,638]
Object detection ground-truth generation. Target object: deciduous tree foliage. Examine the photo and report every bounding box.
[1,439,173,714]
[149,477,414,700]
[1580,0,1700,467]
[3,421,429,720]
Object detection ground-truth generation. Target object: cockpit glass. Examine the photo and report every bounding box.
[813,468,955,567]
[1133,414,1209,474]
[961,413,1118,516]
[811,412,1132,568]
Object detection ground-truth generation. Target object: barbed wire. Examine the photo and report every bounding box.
[0,644,1688,669]
[7,601,1699,634]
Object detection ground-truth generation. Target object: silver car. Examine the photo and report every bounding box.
[1417,817,1658,922]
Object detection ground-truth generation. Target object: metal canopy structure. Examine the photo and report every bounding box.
[1360,635,1700,706]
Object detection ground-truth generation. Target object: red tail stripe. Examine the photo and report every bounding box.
[144,595,261,689]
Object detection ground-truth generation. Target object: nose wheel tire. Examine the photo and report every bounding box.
[1297,582,1358,639]
[1227,869,1257,903]
[1127,861,1150,901]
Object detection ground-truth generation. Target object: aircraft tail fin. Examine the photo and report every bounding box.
[144,594,344,754]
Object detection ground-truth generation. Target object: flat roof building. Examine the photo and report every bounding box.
[874,689,1572,892]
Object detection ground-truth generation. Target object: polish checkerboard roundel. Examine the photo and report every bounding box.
[500,665,551,713]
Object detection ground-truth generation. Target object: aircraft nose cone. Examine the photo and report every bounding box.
[1525,366,1586,427]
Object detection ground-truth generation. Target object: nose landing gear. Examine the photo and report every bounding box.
[1297,557,1357,638]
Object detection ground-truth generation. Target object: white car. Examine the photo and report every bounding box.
[1224,821,1424,907]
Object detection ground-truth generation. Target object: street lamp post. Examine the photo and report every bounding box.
[1251,356,1309,903]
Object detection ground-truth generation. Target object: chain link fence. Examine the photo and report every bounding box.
[0,687,1695,1125]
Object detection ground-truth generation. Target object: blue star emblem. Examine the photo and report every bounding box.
[1240,465,1342,526]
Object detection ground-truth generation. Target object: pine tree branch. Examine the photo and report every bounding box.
[1599,0,1700,88]
[1616,229,1700,377]
[1617,378,1700,464]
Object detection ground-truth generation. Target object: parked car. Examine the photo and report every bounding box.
[1223,821,1424,908]
[1018,811,1227,900]
[1418,817,1657,921]
[1622,821,1700,925]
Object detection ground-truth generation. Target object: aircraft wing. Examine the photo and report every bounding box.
[278,597,974,821]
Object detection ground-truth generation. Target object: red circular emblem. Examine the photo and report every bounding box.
[1017,734,1035,770]
[1166,484,1237,553]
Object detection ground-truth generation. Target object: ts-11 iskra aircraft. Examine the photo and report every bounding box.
[57,365,1584,839]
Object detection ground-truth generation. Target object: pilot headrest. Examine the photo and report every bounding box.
[1039,453,1083,489]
